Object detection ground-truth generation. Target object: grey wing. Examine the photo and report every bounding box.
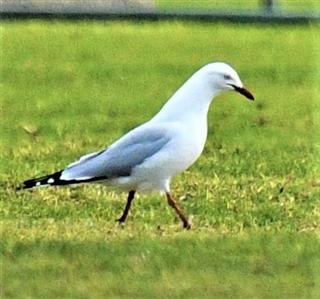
[60,125,171,181]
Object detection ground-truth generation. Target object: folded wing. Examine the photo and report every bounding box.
[60,125,171,182]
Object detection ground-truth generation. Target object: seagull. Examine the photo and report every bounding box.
[18,62,254,229]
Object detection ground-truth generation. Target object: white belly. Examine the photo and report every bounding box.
[106,119,208,193]
[112,135,205,192]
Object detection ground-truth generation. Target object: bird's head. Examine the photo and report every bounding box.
[202,62,254,101]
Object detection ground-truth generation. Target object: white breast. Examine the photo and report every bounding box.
[129,119,207,192]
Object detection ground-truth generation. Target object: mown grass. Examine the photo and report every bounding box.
[156,0,320,12]
[2,235,320,298]
[1,20,320,298]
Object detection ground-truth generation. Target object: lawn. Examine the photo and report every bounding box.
[156,0,320,12]
[1,20,320,298]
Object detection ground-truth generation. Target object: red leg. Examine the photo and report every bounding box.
[166,192,191,229]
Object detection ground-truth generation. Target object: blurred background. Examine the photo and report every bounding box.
[1,0,320,21]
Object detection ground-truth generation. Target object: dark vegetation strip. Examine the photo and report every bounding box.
[1,10,319,24]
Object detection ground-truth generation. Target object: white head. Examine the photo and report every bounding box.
[152,62,254,122]
[199,62,254,100]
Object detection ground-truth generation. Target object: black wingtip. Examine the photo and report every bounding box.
[16,185,23,191]
[17,170,64,191]
[16,170,108,191]
[16,180,34,191]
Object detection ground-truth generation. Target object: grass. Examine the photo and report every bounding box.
[156,0,320,12]
[3,235,320,298]
[1,20,320,298]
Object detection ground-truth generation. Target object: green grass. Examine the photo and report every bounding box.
[156,0,320,12]
[1,20,320,298]
[2,235,320,298]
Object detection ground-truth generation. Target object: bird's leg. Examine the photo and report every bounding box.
[116,190,135,223]
[166,192,191,229]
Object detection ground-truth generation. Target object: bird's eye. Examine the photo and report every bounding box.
[223,74,232,80]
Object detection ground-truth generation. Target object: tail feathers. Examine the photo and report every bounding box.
[17,170,108,191]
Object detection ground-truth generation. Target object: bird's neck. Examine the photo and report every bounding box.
[151,71,221,123]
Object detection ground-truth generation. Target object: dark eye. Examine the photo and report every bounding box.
[223,74,232,80]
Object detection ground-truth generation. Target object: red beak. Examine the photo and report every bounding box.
[232,85,254,101]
